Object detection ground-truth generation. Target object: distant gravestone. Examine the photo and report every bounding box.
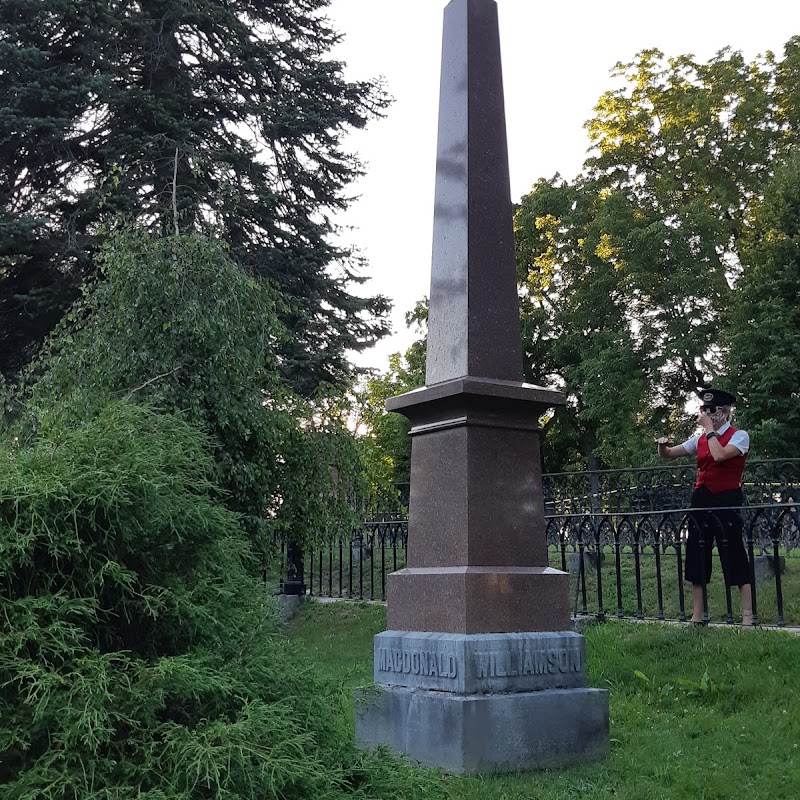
[568,550,605,576]
[752,554,786,583]
[354,0,609,773]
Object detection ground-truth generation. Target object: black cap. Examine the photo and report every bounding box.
[698,387,736,407]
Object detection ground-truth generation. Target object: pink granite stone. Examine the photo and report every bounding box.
[387,567,570,634]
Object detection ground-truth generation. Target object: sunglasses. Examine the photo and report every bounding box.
[700,405,719,413]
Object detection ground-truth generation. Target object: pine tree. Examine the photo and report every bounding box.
[0,0,390,394]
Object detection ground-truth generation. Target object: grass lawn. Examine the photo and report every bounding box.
[287,601,800,800]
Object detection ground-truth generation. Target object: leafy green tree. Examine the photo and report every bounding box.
[0,401,443,799]
[725,155,800,456]
[0,0,390,394]
[354,301,427,510]
[16,229,360,555]
[584,46,781,408]
[515,177,651,471]
[514,39,800,467]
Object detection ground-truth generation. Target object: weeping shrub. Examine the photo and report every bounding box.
[14,228,362,559]
[0,402,442,799]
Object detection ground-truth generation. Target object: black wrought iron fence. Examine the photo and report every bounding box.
[273,519,409,602]
[547,503,800,627]
[280,461,800,627]
[542,459,800,514]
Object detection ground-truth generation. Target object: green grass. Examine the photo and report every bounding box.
[288,601,800,800]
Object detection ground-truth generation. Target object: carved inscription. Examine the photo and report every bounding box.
[473,647,582,679]
[377,647,458,679]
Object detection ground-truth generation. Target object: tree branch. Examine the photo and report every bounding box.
[172,146,180,236]
[124,365,182,399]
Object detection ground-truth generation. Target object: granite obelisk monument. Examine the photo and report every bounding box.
[355,0,609,773]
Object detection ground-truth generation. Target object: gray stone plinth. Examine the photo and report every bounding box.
[355,684,609,774]
[274,593,305,622]
[373,630,586,694]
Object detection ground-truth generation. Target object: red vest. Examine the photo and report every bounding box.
[694,426,747,493]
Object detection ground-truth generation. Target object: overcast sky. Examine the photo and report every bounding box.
[325,0,800,372]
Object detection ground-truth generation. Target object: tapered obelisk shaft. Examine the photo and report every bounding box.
[384,0,566,633]
[426,0,522,385]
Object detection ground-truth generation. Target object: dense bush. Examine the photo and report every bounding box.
[0,403,440,799]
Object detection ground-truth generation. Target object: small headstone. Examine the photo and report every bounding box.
[568,550,605,575]
[752,554,786,583]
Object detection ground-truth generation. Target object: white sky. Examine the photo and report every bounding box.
[326,0,800,372]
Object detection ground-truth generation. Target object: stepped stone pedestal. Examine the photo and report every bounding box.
[354,0,609,773]
[356,631,607,773]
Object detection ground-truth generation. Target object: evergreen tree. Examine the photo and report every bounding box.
[0,0,390,394]
[0,402,443,799]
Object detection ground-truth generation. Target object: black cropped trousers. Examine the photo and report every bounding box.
[684,486,751,587]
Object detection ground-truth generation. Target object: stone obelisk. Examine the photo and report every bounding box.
[355,0,608,773]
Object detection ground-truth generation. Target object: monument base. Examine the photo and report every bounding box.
[356,630,609,774]
[355,684,609,774]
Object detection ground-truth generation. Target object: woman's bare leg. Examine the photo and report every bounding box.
[690,584,705,622]
[740,583,753,626]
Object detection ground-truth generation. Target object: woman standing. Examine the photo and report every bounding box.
[657,388,753,626]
